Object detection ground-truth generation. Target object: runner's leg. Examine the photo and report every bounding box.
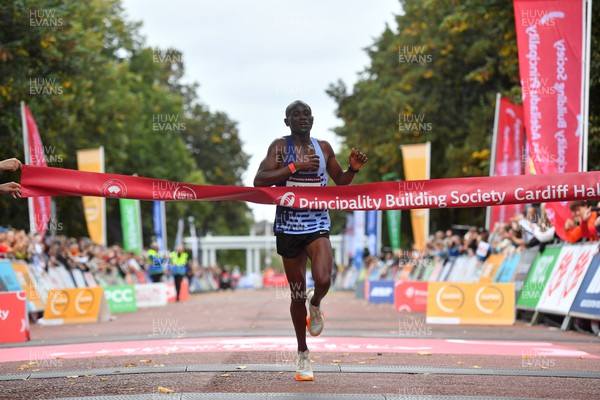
[282,252,308,352]
[305,237,332,308]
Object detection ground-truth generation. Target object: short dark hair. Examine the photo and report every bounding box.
[285,100,311,118]
[569,200,587,211]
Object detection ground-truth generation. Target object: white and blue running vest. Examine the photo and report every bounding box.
[274,136,331,234]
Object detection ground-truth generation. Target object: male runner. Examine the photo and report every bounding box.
[254,100,367,381]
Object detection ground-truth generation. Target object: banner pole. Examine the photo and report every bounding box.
[21,102,36,235]
[581,0,592,172]
[486,93,501,231]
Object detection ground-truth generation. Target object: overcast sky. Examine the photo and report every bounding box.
[122,0,401,222]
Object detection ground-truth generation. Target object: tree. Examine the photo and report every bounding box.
[328,0,599,244]
[0,0,252,247]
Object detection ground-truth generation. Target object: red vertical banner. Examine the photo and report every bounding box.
[513,0,585,239]
[489,98,525,230]
[22,103,52,235]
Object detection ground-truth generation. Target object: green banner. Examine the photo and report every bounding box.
[119,198,143,254]
[516,246,561,309]
[104,285,137,313]
[386,210,401,251]
[382,173,401,250]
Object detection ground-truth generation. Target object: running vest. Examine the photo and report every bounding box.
[273,136,331,234]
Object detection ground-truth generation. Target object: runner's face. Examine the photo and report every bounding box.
[287,104,313,134]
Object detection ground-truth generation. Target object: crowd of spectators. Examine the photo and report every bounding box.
[0,229,227,291]
[350,201,600,283]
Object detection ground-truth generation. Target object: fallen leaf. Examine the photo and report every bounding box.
[472,365,481,369]
[358,361,367,364]
[69,382,76,385]
[67,375,78,379]
[84,375,95,378]
[368,357,377,360]
[153,364,165,367]
[540,366,548,370]
[17,365,29,370]
[124,388,135,391]
[418,352,432,356]
[332,359,342,363]
[158,386,175,394]
[457,362,464,365]
[139,359,152,364]
[31,369,40,372]
[100,377,108,381]
[236,365,247,370]
[27,361,39,366]
[278,371,284,374]
[125,363,136,367]
[341,353,350,357]
[220,373,231,377]
[522,355,531,359]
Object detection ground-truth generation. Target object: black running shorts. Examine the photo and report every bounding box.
[276,230,330,258]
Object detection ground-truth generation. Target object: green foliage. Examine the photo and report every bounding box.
[328,0,600,245]
[0,0,251,244]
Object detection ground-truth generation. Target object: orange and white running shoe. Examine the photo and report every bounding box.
[295,350,314,381]
[306,288,324,337]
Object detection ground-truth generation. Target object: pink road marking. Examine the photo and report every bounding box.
[0,337,596,363]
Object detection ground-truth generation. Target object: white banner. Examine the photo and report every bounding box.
[537,244,597,315]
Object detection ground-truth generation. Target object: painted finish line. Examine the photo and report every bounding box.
[0,337,596,362]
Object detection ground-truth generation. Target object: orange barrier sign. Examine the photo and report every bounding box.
[426,282,515,325]
[11,261,45,312]
[42,287,110,324]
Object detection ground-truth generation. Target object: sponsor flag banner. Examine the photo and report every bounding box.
[352,211,365,267]
[480,254,507,283]
[76,148,106,245]
[0,291,29,344]
[104,285,137,313]
[488,97,525,230]
[513,247,540,298]
[365,210,378,257]
[21,103,52,235]
[0,260,23,292]
[495,253,522,283]
[438,259,456,282]
[367,280,395,304]
[514,0,586,239]
[11,261,44,312]
[153,201,167,252]
[134,283,167,308]
[119,199,143,254]
[394,281,428,312]
[427,282,515,325]
[428,258,446,282]
[517,245,561,309]
[537,244,596,316]
[382,173,401,251]
[42,287,110,324]
[20,165,600,210]
[447,256,479,282]
[570,251,600,319]
[400,143,430,250]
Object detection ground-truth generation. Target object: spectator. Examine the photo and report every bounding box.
[565,201,599,243]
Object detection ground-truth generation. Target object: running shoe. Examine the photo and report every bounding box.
[306,288,324,336]
[295,350,314,381]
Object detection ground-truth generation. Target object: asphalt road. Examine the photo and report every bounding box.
[1,289,599,400]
